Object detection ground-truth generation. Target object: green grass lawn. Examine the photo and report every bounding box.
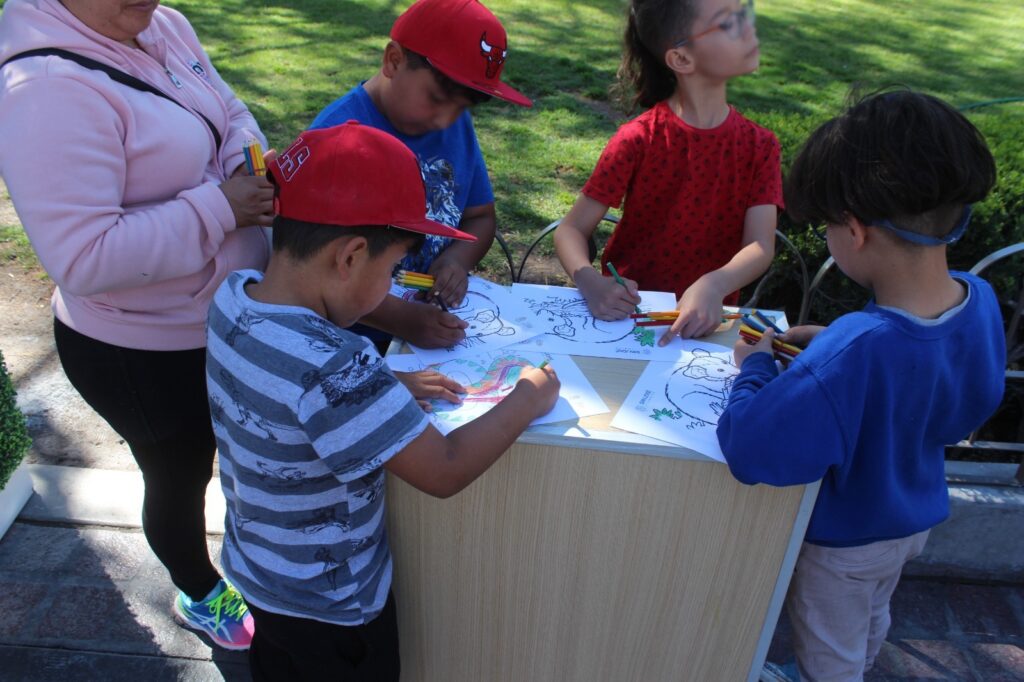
[2,0,1023,281]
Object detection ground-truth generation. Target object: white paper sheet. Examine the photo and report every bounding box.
[609,343,739,462]
[505,283,695,361]
[387,350,608,435]
[395,276,535,364]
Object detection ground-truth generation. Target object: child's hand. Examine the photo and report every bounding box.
[778,325,825,348]
[658,278,724,345]
[428,257,469,308]
[394,370,465,412]
[402,302,468,348]
[514,364,561,418]
[219,174,275,228]
[576,267,641,320]
[733,328,775,366]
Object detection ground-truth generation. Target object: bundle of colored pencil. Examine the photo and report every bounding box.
[243,139,266,176]
[738,324,802,360]
[741,310,784,335]
[628,311,744,327]
[394,270,434,291]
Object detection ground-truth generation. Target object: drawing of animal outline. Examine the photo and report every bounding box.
[524,295,634,344]
[448,290,517,350]
[662,350,737,430]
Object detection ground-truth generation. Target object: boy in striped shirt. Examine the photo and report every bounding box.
[206,122,559,680]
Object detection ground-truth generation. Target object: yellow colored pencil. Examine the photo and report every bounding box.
[738,324,803,356]
[246,139,266,176]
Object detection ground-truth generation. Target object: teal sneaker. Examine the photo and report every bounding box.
[173,579,255,650]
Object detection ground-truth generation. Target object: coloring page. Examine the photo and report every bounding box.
[505,283,691,361]
[609,343,738,462]
[387,350,607,435]
[394,276,535,364]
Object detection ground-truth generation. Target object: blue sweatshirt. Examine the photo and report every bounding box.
[717,273,1005,546]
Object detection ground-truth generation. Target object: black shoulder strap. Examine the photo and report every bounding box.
[2,48,222,150]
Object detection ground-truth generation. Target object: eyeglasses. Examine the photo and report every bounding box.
[673,0,755,48]
[812,205,974,246]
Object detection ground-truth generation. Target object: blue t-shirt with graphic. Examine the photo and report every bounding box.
[310,85,494,272]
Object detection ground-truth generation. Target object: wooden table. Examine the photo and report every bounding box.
[387,324,818,682]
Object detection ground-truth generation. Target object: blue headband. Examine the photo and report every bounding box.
[870,205,973,246]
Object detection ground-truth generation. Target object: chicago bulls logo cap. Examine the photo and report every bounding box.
[391,0,532,108]
[268,122,476,241]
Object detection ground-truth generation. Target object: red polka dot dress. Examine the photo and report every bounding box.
[582,102,783,302]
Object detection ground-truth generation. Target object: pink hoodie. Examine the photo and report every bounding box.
[0,0,270,350]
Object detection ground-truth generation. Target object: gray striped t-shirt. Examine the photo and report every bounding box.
[206,270,429,625]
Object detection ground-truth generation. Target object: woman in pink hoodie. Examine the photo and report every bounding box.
[0,0,271,650]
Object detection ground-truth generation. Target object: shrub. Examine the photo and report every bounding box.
[0,351,31,490]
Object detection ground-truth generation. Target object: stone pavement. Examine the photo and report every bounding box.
[0,466,1022,682]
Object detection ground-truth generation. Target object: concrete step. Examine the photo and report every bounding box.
[21,464,225,534]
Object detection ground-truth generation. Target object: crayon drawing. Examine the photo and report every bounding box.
[610,343,738,462]
[397,276,534,363]
[506,283,692,361]
[387,350,607,435]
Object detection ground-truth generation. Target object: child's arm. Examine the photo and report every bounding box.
[385,365,560,498]
[361,295,469,348]
[659,204,777,344]
[428,203,497,307]
[555,194,641,320]
[717,331,844,487]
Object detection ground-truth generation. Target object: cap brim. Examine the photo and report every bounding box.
[427,58,533,108]
[390,218,477,241]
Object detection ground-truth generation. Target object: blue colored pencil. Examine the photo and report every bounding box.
[753,310,784,334]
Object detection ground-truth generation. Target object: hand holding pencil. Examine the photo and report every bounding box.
[575,265,641,321]
[658,278,728,343]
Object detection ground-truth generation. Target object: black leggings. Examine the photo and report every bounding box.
[53,318,221,600]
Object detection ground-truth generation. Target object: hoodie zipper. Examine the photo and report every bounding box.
[165,67,182,89]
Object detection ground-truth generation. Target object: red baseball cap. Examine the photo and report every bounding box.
[268,122,476,241]
[391,0,532,108]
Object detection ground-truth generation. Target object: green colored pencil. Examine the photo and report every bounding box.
[606,262,642,314]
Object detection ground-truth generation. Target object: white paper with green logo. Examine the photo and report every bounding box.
[504,283,688,361]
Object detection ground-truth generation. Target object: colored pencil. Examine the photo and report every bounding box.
[537,359,550,370]
[606,262,642,314]
[629,311,743,321]
[740,327,802,356]
[395,270,434,285]
[738,324,803,358]
[741,314,767,333]
[244,139,266,176]
[753,310,784,334]
[397,280,432,291]
[242,146,255,175]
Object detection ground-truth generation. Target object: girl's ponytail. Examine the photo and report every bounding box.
[615,0,698,112]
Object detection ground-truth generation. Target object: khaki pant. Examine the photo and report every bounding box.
[786,530,930,682]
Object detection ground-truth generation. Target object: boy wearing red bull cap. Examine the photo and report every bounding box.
[206,122,558,679]
[310,0,531,352]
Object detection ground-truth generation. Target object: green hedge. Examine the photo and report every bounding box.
[0,352,31,490]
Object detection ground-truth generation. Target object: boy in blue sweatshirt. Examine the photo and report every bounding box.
[717,91,1005,681]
